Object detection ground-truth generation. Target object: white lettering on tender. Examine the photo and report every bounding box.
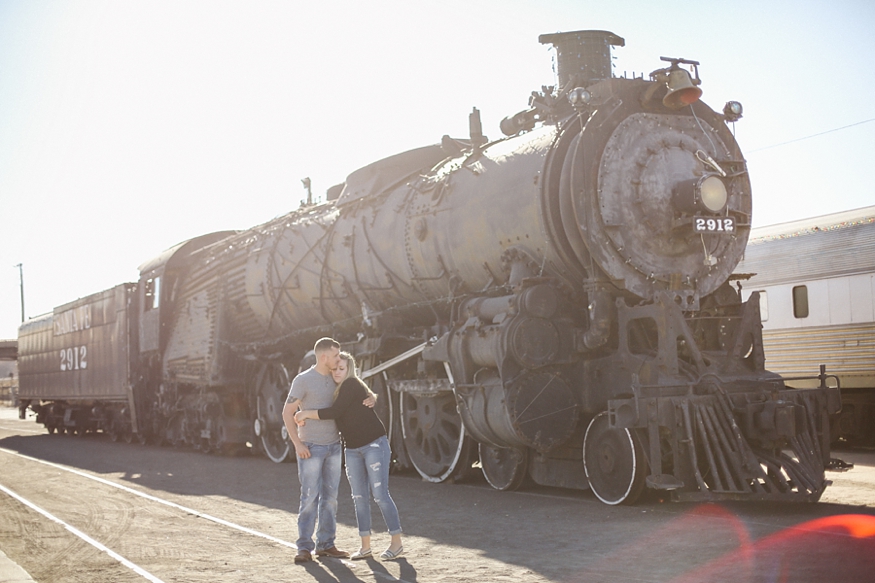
[59,346,88,371]
[54,305,92,336]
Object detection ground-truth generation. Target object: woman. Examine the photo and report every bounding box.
[295,352,404,561]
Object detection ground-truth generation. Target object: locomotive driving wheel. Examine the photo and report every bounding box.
[255,363,291,463]
[207,415,224,452]
[400,391,473,483]
[479,443,529,491]
[583,411,647,505]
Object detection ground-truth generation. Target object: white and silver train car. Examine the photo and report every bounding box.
[735,205,875,445]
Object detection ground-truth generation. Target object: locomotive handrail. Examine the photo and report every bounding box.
[779,376,841,389]
[360,342,427,380]
[778,365,842,390]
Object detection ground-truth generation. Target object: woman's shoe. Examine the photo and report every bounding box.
[350,549,372,560]
[380,546,404,561]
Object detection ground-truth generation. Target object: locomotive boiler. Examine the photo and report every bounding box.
[18,30,841,504]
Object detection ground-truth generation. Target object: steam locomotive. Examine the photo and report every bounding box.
[18,30,841,504]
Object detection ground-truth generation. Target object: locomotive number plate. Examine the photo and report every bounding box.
[694,217,735,233]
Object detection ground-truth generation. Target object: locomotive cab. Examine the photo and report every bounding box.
[132,230,236,444]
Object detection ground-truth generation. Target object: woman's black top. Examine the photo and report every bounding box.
[316,376,386,449]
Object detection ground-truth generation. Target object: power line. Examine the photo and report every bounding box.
[748,117,875,153]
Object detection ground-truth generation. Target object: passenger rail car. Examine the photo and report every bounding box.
[18,30,841,505]
[735,206,875,445]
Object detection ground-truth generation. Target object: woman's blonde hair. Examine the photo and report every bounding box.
[334,351,377,402]
[334,351,358,399]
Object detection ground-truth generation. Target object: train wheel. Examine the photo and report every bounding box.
[479,443,529,491]
[255,363,291,463]
[174,415,189,448]
[208,413,230,454]
[583,411,647,505]
[400,391,473,482]
[107,416,122,442]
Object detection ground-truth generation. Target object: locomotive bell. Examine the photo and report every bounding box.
[663,67,702,109]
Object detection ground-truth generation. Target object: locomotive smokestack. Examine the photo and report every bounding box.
[539,30,625,89]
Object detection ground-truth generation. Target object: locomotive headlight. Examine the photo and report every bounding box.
[699,175,728,212]
[723,101,743,122]
[672,174,728,214]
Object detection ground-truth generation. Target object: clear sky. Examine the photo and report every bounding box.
[1,0,873,339]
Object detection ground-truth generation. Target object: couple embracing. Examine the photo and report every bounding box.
[282,337,404,564]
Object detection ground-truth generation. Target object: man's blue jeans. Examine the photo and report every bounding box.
[296,441,342,552]
[344,435,402,536]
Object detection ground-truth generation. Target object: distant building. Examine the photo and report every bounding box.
[0,339,18,406]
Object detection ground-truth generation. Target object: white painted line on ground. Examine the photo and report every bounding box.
[0,448,415,583]
[0,447,297,549]
[0,482,165,583]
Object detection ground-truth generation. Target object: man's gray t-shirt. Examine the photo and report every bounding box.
[286,366,340,445]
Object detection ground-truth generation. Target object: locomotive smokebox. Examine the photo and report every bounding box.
[539,30,625,88]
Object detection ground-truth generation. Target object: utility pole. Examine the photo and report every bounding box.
[14,264,24,322]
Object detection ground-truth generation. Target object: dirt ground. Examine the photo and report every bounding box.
[1,407,874,583]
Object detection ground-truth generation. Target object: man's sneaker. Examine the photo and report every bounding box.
[315,546,350,558]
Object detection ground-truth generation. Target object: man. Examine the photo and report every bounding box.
[282,337,374,564]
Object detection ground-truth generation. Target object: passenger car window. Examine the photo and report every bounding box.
[792,285,808,319]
